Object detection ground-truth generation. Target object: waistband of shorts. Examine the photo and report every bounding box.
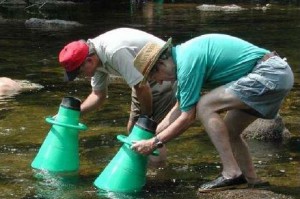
[258,51,280,63]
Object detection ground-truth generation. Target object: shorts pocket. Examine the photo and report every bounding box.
[233,74,275,97]
[248,74,276,90]
[266,56,288,69]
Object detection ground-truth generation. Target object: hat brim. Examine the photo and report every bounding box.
[140,38,172,85]
[64,67,80,82]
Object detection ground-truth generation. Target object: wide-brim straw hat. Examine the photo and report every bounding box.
[134,38,172,85]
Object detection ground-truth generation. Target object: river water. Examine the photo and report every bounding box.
[0,1,299,199]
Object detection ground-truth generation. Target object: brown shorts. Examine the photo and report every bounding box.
[129,80,177,123]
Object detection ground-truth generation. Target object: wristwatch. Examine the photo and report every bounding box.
[154,136,164,148]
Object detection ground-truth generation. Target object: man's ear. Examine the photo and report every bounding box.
[89,54,101,67]
[156,59,164,67]
[85,55,97,67]
[85,56,93,63]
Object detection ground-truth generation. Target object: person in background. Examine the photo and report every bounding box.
[131,34,294,192]
[58,28,176,167]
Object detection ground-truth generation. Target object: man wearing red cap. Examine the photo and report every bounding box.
[58,28,176,166]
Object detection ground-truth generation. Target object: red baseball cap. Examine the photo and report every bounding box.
[59,40,89,81]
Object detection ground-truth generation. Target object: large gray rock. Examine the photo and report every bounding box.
[199,189,294,199]
[0,0,26,5]
[196,4,246,12]
[0,77,21,97]
[0,77,43,100]
[25,18,82,30]
[242,116,291,141]
[27,0,75,5]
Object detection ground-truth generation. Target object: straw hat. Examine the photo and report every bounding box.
[134,38,172,85]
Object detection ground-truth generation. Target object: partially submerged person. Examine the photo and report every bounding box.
[131,34,294,192]
[58,28,176,166]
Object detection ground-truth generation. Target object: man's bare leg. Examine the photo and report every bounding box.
[197,86,250,179]
[224,110,258,183]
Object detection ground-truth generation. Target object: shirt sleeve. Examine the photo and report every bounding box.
[91,68,109,92]
[110,48,143,87]
[177,54,206,112]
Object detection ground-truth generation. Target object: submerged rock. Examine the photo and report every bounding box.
[0,77,21,97]
[0,77,43,99]
[0,0,26,5]
[242,116,291,141]
[198,189,294,199]
[196,4,246,12]
[27,0,75,5]
[25,18,82,30]
[15,79,44,92]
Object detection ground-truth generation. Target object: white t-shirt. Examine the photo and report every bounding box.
[87,28,165,91]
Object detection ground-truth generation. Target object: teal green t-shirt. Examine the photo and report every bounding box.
[173,34,269,112]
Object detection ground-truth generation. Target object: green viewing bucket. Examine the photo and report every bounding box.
[31,97,87,173]
[94,115,157,193]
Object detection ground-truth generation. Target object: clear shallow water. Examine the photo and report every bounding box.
[0,1,300,199]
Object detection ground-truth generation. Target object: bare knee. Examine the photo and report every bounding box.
[196,96,213,122]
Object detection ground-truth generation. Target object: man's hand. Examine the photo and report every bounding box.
[131,138,155,155]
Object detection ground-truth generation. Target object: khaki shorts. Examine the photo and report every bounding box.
[226,56,294,119]
[129,81,177,123]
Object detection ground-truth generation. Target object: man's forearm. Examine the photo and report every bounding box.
[156,101,180,133]
[157,109,195,143]
[80,90,106,114]
[134,83,153,116]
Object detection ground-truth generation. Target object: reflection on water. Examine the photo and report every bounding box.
[0,1,300,199]
[32,170,80,199]
[97,190,143,199]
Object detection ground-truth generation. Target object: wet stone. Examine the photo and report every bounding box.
[242,115,291,141]
[198,189,294,199]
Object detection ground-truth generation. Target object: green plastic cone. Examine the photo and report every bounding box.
[94,116,157,193]
[31,97,87,172]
